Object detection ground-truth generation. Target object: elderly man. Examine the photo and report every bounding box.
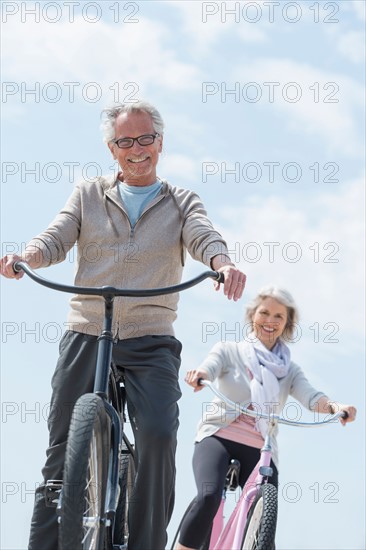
[0,101,246,549]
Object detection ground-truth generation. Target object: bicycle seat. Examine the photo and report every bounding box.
[225,459,241,491]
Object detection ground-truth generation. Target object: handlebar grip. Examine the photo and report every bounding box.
[341,411,349,420]
[216,272,225,284]
[12,261,22,273]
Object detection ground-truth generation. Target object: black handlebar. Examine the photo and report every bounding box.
[13,261,225,298]
[12,262,24,274]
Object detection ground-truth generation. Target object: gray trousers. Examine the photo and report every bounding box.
[28,331,182,550]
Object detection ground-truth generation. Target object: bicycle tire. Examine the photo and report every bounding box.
[59,393,111,550]
[241,483,277,550]
[113,443,136,545]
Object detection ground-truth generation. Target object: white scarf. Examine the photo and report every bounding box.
[242,332,291,438]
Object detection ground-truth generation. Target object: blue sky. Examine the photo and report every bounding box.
[1,1,365,548]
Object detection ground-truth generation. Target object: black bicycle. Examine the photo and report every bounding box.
[13,260,223,550]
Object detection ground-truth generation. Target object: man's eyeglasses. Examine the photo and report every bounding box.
[112,133,160,149]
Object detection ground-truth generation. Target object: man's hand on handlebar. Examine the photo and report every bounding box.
[0,254,25,280]
[211,256,246,302]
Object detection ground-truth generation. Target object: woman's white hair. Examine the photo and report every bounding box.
[100,101,165,143]
[245,285,299,340]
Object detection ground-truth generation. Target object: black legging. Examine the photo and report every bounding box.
[178,435,279,549]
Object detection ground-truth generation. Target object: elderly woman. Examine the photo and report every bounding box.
[176,286,356,550]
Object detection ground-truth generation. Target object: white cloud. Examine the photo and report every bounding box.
[351,0,366,21]
[213,177,364,337]
[159,153,199,182]
[164,0,269,56]
[1,15,201,93]
[236,25,268,43]
[163,0,234,55]
[337,30,365,64]
[231,58,364,157]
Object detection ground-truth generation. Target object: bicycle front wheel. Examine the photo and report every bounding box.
[59,393,111,550]
[241,483,277,550]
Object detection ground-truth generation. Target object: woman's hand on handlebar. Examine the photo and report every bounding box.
[317,396,357,426]
[337,404,357,426]
[184,369,209,392]
[0,254,25,280]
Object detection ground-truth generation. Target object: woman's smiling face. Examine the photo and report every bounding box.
[252,297,288,349]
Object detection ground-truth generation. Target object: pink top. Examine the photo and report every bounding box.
[215,413,264,449]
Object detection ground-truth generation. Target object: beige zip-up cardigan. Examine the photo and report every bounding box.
[25,175,230,339]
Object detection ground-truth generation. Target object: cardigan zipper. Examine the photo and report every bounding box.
[105,191,167,238]
[129,194,166,237]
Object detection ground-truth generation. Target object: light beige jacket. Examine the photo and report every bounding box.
[26,175,230,339]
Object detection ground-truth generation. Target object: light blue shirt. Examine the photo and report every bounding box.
[118,180,162,227]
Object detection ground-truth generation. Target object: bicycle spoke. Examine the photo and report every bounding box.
[82,435,101,547]
[243,499,263,549]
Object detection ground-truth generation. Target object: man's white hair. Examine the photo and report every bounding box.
[100,101,165,143]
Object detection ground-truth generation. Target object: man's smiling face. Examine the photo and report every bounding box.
[109,110,163,186]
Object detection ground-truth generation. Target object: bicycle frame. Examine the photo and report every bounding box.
[13,261,223,548]
[210,438,272,549]
[199,380,345,550]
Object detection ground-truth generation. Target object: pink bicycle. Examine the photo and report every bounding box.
[172,379,346,550]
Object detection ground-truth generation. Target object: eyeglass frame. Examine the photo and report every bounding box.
[111,133,161,149]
